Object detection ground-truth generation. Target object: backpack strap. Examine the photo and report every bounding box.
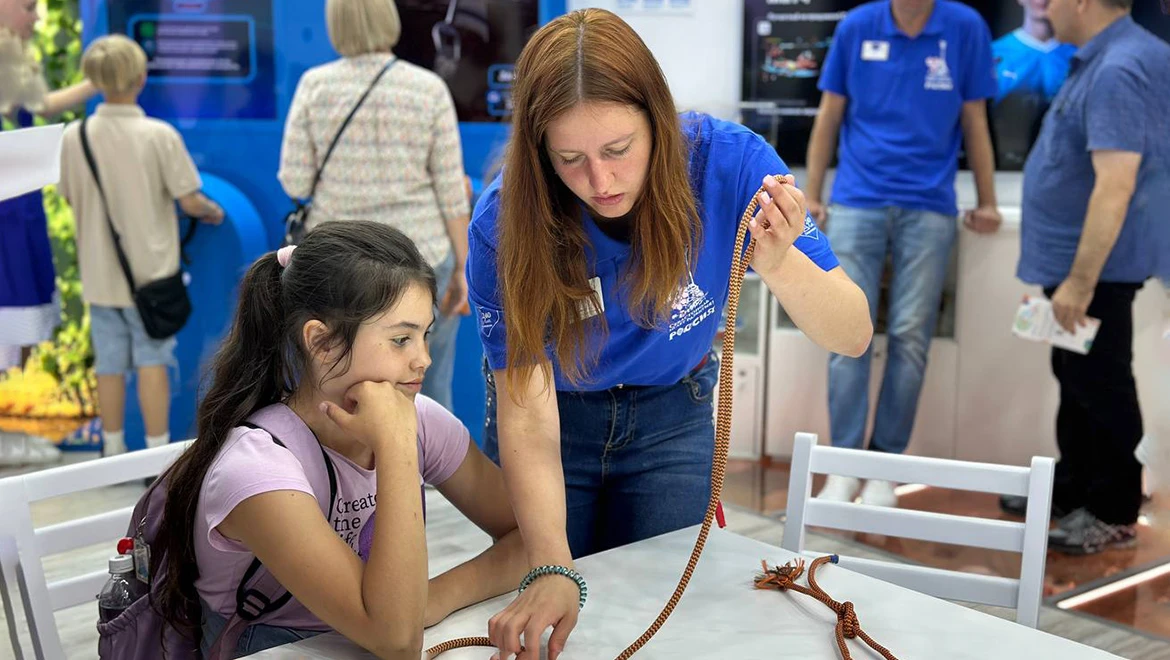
[203,408,339,658]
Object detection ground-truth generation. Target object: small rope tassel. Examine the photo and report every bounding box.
[754,556,900,660]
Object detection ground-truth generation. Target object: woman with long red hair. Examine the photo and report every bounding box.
[466,9,872,659]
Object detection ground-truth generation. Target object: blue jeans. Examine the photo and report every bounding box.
[421,252,459,410]
[825,204,957,454]
[482,356,718,558]
[200,601,322,658]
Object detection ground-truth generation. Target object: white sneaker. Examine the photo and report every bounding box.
[859,479,898,507]
[817,475,861,502]
[103,435,127,457]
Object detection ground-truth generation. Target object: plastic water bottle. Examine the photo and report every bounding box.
[97,555,144,623]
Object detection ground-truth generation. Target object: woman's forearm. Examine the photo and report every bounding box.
[499,416,572,567]
[761,246,872,357]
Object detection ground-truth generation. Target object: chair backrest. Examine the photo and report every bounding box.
[781,433,1054,628]
[0,442,192,660]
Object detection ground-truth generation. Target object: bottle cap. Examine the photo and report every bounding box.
[109,555,134,574]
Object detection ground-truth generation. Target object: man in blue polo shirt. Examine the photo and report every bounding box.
[1007,0,1170,554]
[804,0,999,508]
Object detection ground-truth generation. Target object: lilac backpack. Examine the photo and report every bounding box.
[96,405,338,660]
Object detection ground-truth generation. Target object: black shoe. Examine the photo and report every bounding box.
[999,494,1066,519]
[1048,508,1137,555]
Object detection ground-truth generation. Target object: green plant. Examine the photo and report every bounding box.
[29,0,94,411]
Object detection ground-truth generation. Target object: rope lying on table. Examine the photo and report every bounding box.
[754,555,899,660]
[426,176,891,660]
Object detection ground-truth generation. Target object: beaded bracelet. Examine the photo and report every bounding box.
[518,565,588,610]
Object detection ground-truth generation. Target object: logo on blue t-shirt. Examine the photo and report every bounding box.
[668,273,716,342]
[924,40,954,91]
[802,215,820,239]
[479,309,502,338]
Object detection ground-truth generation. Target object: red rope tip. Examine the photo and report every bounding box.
[715,501,727,528]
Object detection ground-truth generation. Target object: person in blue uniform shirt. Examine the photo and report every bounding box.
[1007,0,1170,555]
[466,9,873,660]
[804,0,1000,508]
[990,0,1077,168]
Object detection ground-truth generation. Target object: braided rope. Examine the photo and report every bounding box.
[608,176,764,660]
[754,556,900,660]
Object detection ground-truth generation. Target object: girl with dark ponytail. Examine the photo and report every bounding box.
[155,221,526,658]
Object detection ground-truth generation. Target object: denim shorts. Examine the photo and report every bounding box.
[89,305,176,376]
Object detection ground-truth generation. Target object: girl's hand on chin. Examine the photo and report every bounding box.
[319,381,417,451]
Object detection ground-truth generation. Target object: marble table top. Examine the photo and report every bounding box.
[250,524,1121,660]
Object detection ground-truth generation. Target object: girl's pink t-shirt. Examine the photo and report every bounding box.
[192,395,469,629]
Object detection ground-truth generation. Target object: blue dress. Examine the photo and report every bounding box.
[0,110,59,343]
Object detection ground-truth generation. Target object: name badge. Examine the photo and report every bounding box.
[577,276,605,320]
[861,40,890,61]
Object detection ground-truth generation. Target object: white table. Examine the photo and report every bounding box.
[251,525,1120,660]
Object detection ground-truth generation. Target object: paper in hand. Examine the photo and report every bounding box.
[0,123,65,202]
[1012,294,1100,355]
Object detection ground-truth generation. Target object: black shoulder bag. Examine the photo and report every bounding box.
[80,117,192,340]
[282,57,398,247]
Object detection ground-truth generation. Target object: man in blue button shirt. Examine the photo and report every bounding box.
[804,0,999,507]
[1010,0,1170,554]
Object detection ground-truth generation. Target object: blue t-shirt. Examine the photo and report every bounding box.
[1019,16,1170,287]
[992,29,1075,105]
[818,0,996,217]
[467,114,840,392]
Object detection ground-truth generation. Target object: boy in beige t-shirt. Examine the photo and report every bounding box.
[58,35,222,456]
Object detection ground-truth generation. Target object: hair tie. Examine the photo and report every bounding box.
[276,245,297,268]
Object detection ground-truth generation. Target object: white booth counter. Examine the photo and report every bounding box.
[724,170,1168,467]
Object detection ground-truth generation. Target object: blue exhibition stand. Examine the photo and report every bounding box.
[80,0,566,449]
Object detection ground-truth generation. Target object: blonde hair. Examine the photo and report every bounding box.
[82,34,146,97]
[0,26,47,114]
[326,0,401,57]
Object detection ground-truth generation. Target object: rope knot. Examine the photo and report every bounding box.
[838,601,859,639]
[753,559,805,591]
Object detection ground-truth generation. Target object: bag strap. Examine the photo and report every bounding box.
[302,57,399,202]
[204,418,339,658]
[79,117,139,296]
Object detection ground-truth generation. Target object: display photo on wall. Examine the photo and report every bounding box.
[741,0,848,162]
[394,0,538,122]
[983,0,1074,169]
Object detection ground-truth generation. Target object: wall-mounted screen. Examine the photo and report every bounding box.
[109,0,276,120]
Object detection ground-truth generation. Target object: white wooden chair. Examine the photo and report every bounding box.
[0,441,191,660]
[781,432,1054,628]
